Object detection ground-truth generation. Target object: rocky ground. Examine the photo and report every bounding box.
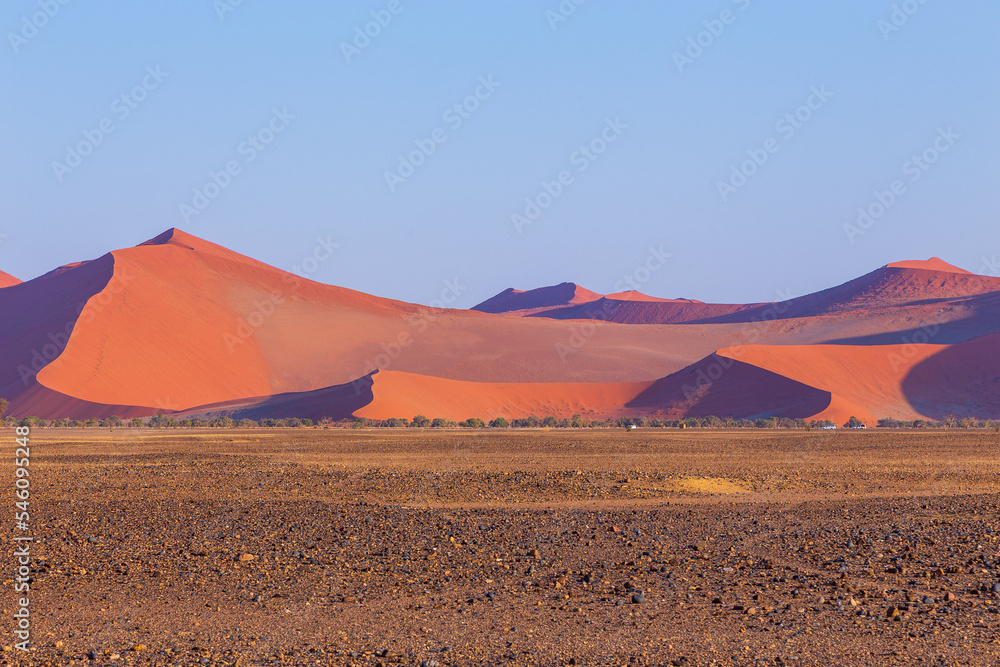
[3,428,1000,666]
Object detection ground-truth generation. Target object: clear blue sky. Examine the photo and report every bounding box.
[2,1,997,307]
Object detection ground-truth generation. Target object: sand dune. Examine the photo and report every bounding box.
[8,230,734,417]
[0,270,20,288]
[472,282,602,315]
[356,370,650,421]
[3,229,998,424]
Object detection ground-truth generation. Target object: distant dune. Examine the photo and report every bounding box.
[3,231,998,425]
[0,270,20,288]
[472,282,602,315]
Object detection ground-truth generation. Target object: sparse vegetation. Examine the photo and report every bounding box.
[2,411,996,430]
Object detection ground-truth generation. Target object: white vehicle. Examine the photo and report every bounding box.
[821,424,836,430]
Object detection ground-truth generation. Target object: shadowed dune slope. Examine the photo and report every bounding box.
[703,264,1000,323]
[627,354,836,421]
[177,375,375,422]
[901,333,1000,419]
[0,254,119,416]
[530,297,762,325]
[472,282,602,315]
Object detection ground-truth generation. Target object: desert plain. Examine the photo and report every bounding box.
[4,427,1000,667]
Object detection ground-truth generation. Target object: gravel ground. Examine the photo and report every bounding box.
[3,428,1000,666]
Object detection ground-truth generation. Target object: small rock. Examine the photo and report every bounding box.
[631,593,646,604]
[945,592,957,602]
[991,583,1000,594]
[238,553,256,562]
[692,541,710,552]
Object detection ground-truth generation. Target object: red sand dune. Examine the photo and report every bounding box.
[177,371,651,422]
[472,282,602,315]
[0,270,20,288]
[507,259,998,328]
[627,339,988,425]
[885,257,971,273]
[355,370,650,421]
[529,297,760,325]
[178,375,375,422]
[11,230,731,417]
[4,229,1000,424]
[705,263,1000,323]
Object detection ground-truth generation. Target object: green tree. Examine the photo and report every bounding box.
[489,417,508,428]
[411,415,431,427]
[430,417,447,428]
[843,416,864,429]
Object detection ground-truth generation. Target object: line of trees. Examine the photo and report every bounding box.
[3,406,999,431]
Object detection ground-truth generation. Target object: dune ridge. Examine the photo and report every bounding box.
[3,228,999,426]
